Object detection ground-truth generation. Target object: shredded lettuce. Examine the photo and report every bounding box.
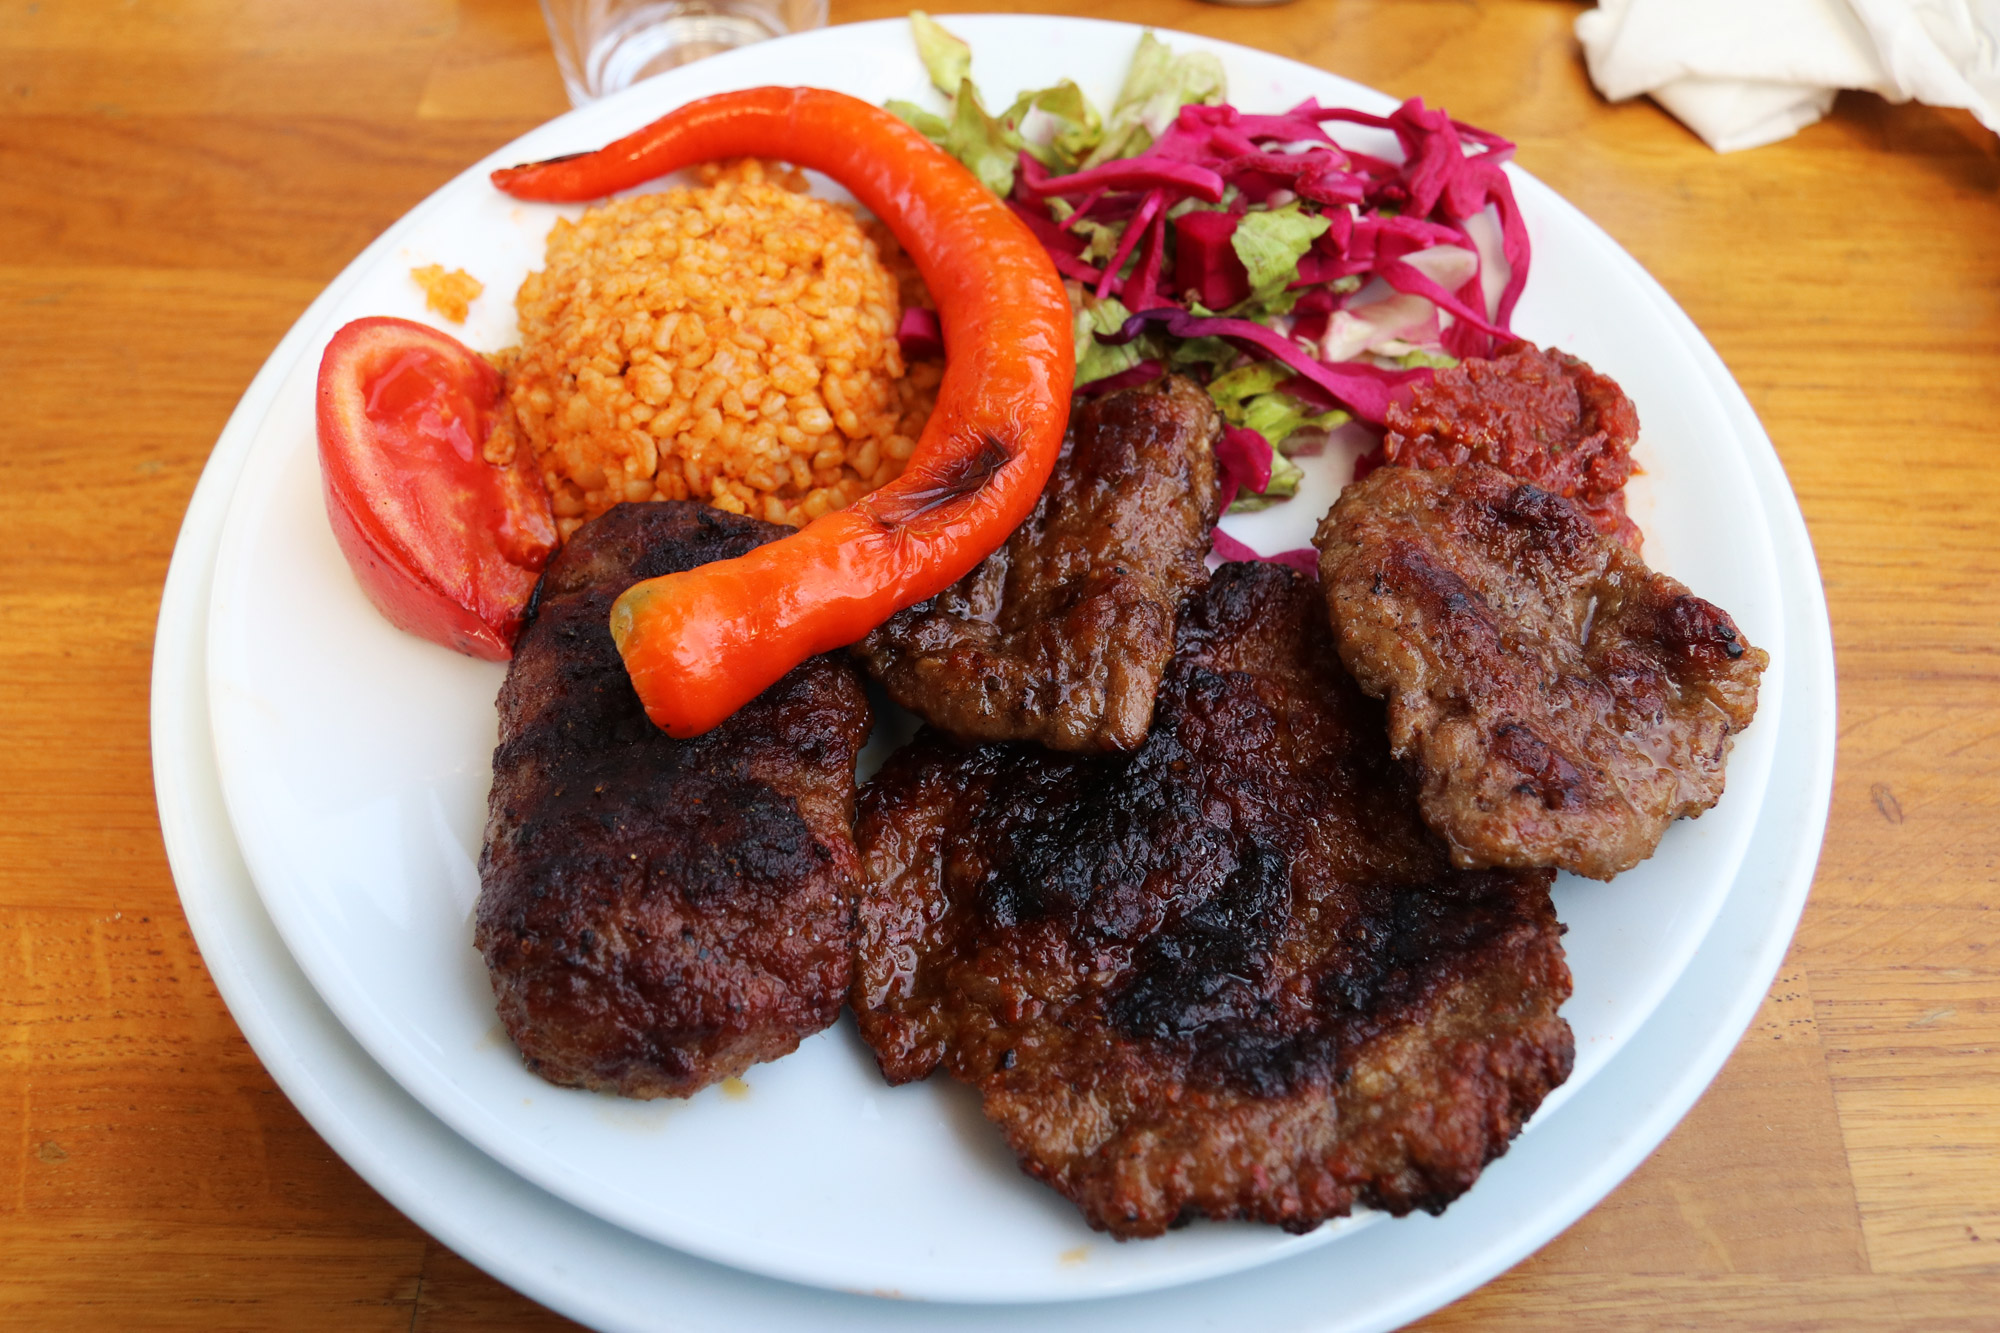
[1206,360,1289,408]
[888,80,1022,197]
[884,98,948,140]
[1230,451,1304,512]
[1082,32,1226,168]
[1106,307,1429,426]
[1072,293,1149,385]
[944,84,1020,197]
[1163,333,1238,377]
[1207,361,1350,456]
[1072,218,1123,265]
[1005,81,1101,172]
[895,19,1224,200]
[891,15,1045,197]
[1230,203,1330,311]
[910,12,971,96]
[1240,395,1347,450]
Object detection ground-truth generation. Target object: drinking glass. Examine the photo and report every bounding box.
[540,0,830,106]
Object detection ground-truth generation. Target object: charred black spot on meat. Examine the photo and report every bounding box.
[1495,481,1597,559]
[1490,722,1589,811]
[976,720,1218,936]
[1320,875,1540,1025]
[656,778,825,905]
[1192,1026,1338,1100]
[1108,842,1292,1045]
[1663,593,1752,665]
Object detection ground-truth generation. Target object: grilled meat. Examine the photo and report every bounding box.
[856,375,1222,751]
[1316,464,1767,881]
[1376,341,1642,548]
[853,561,1573,1238]
[476,503,871,1099]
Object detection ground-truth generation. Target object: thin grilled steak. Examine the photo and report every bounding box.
[1316,463,1767,880]
[476,502,871,1098]
[857,375,1221,751]
[853,562,1572,1238]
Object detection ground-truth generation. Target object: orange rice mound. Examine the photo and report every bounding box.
[487,159,938,540]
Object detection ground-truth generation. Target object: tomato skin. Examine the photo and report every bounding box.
[315,316,556,660]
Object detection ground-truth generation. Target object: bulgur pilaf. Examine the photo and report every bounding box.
[488,159,938,539]
[411,264,484,324]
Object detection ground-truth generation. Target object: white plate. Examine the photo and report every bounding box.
[202,15,1804,1306]
[157,24,1835,1319]
[154,199,1835,1332]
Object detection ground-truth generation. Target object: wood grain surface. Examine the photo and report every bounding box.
[3,0,1996,1327]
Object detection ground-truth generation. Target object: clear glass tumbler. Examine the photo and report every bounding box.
[540,0,830,106]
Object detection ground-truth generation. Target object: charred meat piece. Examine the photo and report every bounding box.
[856,375,1222,751]
[1376,341,1642,548]
[476,503,871,1099]
[853,562,1572,1238]
[1316,464,1767,881]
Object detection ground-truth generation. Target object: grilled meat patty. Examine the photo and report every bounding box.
[853,562,1573,1238]
[856,375,1222,751]
[1316,464,1767,881]
[476,502,871,1099]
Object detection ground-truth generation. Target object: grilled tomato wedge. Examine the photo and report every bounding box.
[315,316,556,660]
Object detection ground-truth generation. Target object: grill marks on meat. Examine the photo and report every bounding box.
[1316,464,1767,881]
[856,375,1221,751]
[853,562,1572,1238]
[476,503,871,1099]
[1378,341,1642,548]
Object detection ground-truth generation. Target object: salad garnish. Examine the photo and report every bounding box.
[890,15,1531,515]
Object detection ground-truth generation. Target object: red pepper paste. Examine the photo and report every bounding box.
[1362,341,1643,549]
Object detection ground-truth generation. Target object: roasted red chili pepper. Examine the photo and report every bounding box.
[492,87,1073,737]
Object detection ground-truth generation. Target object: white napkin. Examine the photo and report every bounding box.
[1577,0,2000,151]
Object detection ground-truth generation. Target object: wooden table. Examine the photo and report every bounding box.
[5,0,1996,1326]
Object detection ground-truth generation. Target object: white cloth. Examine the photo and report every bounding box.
[1577,0,2000,151]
